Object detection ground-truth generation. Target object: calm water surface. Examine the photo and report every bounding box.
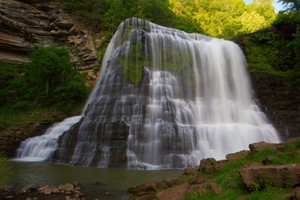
[10,161,181,199]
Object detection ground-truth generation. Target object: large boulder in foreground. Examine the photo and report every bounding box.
[240,163,300,190]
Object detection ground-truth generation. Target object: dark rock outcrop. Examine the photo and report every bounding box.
[251,72,300,139]
[0,122,52,157]
[0,0,98,71]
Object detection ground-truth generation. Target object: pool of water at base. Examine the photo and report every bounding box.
[9,161,181,199]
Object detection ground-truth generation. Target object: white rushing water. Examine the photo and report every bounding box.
[14,18,281,169]
[13,116,81,162]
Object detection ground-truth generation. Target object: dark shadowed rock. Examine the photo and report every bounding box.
[290,187,300,200]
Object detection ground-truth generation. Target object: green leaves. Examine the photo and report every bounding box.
[27,46,89,106]
[28,46,73,96]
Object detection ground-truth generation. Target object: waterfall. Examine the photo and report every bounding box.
[15,18,281,169]
[13,116,81,162]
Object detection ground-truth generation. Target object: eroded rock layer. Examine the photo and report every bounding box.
[0,0,97,70]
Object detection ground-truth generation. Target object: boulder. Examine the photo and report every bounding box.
[183,165,197,176]
[239,163,300,190]
[127,182,156,197]
[18,184,40,193]
[63,183,75,192]
[249,141,284,153]
[226,150,249,162]
[198,158,217,174]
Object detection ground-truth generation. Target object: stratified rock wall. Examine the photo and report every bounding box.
[251,73,300,139]
[0,0,97,71]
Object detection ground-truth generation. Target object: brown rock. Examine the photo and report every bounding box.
[183,165,197,176]
[0,0,98,89]
[290,187,300,200]
[189,176,205,185]
[64,183,75,192]
[162,177,179,187]
[249,142,284,153]
[226,150,249,162]
[58,184,65,191]
[51,187,60,194]
[137,194,156,200]
[198,158,217,174]
[239,163,300,190]
[43,188,52,195]
[19,184,40,193]
[156,182,190,200]
[128,182,156,197]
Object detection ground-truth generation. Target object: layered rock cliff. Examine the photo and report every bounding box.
[251,73,300,139]
[0,0,98,71]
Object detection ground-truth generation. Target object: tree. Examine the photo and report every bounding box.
[27,46,89,105]
[277,0,300,70]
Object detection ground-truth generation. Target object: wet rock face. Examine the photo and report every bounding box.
[53,66,150,168]
[0,0,97,70]
[0,122,52,157]
[251,72,300,139]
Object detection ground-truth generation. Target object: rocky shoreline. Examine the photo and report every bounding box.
[1,182,85,200]
[0,181,117,200]
[127,138,300,200]
[2,139,299,200]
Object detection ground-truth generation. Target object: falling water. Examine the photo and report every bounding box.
[15,18,281,169]
[13,116,81,162]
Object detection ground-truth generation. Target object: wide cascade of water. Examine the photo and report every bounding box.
[15,18,281,169]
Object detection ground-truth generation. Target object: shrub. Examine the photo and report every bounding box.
[0,156,12,188]
[27,45,90,106]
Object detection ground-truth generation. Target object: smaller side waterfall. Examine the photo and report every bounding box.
[13,116,81,162]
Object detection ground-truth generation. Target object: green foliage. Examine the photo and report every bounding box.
[169,0,276,38]
[0,156,12,188]
[27,46,90,106]
[244,188,290,200]
[0,62,30,110]
[0,46,89,130]
[184,140,298,200]
[241,30,295,72]
[28,46,73,96]
[296,139,300,149]
[247,148,276,162]
[273,0,300,71]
